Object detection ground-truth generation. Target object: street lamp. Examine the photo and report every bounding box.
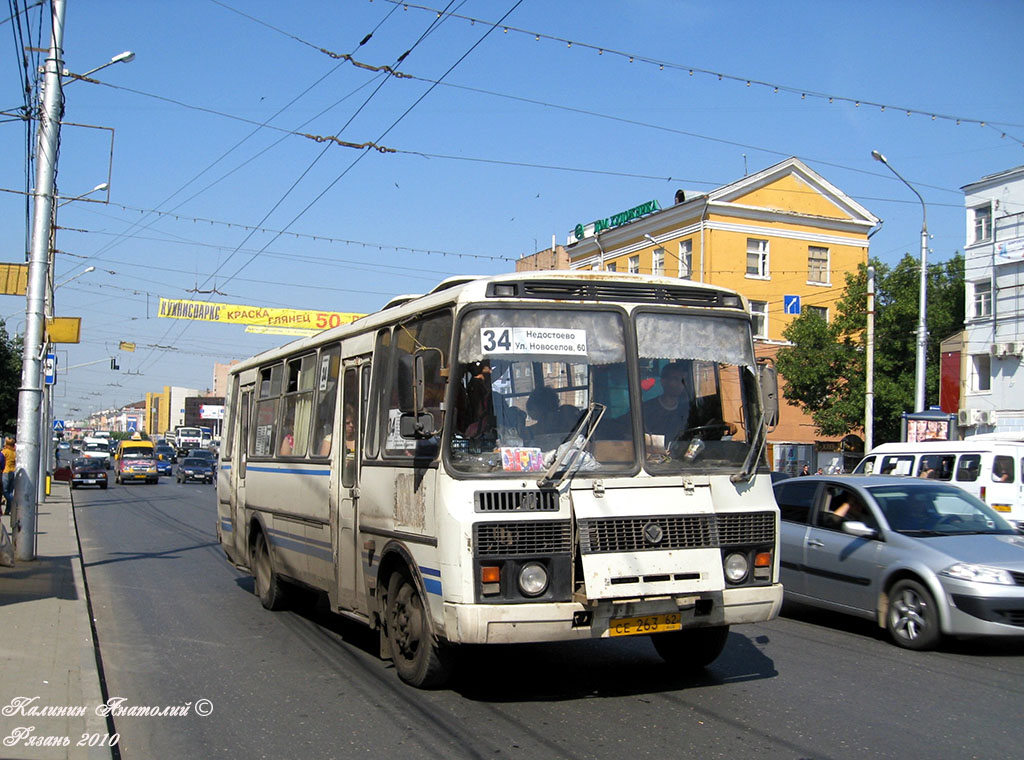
[871,150,929,413]
[63,50,135,83]
[57,182,108,208]
[53,266,95,291]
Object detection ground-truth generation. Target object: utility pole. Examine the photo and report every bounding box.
[865,265,875,452]
[15,0,66,561]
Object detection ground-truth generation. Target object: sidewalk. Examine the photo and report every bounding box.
[0,482,114,759]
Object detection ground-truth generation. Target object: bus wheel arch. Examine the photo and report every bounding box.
[376,548,453,688]
[250,518,287,611]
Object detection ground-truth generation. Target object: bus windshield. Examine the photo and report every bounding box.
[448,307,761,477]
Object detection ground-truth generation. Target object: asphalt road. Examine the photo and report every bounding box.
[73,477,1024,760]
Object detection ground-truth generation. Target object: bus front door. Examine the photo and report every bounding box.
[231,386,252,564]
[336,362,365,611]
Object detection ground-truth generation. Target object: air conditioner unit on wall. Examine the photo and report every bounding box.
[978,410,997,425]
[958,409,978,426]
[991,343,1015,358]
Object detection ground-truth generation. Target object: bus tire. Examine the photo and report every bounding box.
[253,532,287,611]
[385,571,452,688]
[651,625,730,670]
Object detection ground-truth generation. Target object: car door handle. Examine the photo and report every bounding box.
[806,539,825,548]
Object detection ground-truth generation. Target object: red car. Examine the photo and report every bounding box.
[71,457,108,490]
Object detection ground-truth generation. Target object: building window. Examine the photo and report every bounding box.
[652,247,665,276]
[807,305,828,322]
[746,238,769,278]
[750,300,768,338]
[628,255,639,274]
[971,280,992,319]
[678,240,693,279]
[808,246,829,283]
[973,205,992,243]
[971,354,991,392]
[605,262,617,272]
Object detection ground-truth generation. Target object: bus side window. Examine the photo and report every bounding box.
[992,455,1014,483]
[252,363,282,457]
[311,345,340,459]
[955,454,981,482]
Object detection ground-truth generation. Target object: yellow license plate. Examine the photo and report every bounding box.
[609,612,682,637]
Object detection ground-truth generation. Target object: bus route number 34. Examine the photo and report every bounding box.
[480,327,588,357]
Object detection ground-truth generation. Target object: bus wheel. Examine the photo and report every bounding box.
[385,571,452,688]
[651,626,730,670]
[253,532,287,611]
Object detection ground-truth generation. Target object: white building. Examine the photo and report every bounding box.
[960,165,1024,437]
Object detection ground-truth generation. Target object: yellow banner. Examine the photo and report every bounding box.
[158,298,363,331]
[119,341,136,352]
[0,263,29,296]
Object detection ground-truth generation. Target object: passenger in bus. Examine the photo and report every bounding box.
[279,409,295,456]
[525,386,561,446]
[458,361,495,439]
[993,459,1012,482]
[642,362,691,455]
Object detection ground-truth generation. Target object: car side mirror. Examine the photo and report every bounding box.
[842,520,878,539]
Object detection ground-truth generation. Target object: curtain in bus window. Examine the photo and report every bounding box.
[635,313,754,367]
[280,354,317,457]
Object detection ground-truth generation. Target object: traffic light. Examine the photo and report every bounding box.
[110,356,119,370]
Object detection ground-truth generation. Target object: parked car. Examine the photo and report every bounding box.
[774,474,1024,650]
[70,457,108,490]
[115,449,158,484]
[176,457,214,484]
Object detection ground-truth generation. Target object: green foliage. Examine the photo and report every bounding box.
[776,253,964,443]
[0,321,23,434]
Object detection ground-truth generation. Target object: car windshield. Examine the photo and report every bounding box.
[84,443,106,452]
[182,458,208,467]
[73,457,100,469]
[869,484,1015,535]
[447,307,761,477]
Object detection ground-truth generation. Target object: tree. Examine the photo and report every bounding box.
[776,253,964,444]
[0,321,23,435]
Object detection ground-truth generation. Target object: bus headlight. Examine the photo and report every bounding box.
[517,562,549,597]
[724,552,749,583]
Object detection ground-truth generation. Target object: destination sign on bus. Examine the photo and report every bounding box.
[480,327,587,356]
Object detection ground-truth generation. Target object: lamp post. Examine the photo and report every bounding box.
[871,150,929,413]
[63,50,135,83]
[57,182,108,208]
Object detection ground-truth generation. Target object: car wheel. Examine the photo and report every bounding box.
[651,626,730,670]
[100,483,107,489]
[886,579,941,650]
[71,482,77,489]
[253,532,287,610]
[384,570,453,688]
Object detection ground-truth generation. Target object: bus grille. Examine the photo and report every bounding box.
[475,490,560,512]
[579,512,775,554]
[474,520,572,557]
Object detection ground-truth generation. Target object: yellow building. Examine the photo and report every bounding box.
[557,157,879,472]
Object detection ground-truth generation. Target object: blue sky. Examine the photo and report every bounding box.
[3,0,1023,420]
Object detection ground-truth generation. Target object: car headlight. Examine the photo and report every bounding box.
[517,562,549,597]
[724,552,749,583]
[941,562,1015,585]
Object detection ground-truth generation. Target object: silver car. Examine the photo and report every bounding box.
[774,475,1024,649]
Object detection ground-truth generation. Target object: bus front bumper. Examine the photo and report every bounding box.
[442,584,782,645]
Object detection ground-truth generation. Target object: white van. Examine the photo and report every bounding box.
[853,437,1024,526]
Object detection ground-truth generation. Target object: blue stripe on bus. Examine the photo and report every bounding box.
[220,464,231,472]
[423,577,442,596]
[419,566,441,577]
[246,465,330,476]
[266,528,333,562]
[221,518,232,533]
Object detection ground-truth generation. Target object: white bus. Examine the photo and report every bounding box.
[217,271,783,687]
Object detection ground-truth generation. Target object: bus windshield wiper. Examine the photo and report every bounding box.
[730,411,766,484]
[538,402,606,489]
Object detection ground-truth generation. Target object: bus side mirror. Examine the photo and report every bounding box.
[757,358,779,430]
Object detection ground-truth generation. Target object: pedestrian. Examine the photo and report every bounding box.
[2,436,15,515]
[799,464,810,477]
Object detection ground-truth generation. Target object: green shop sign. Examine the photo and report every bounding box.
[574,199,661,241]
